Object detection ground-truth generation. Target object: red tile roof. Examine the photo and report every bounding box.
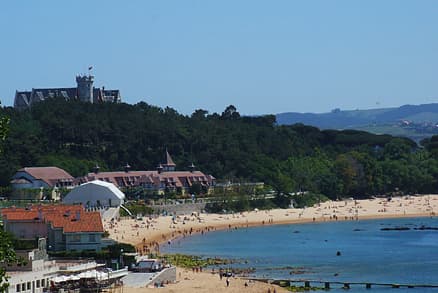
[45,211,103,233]
[1,205,103,233]
[1,205,82,220]
[76,169,215,190]
[18,167,74,187]
[78,171,156,187]
[0,210,40,221]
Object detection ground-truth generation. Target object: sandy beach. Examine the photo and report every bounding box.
[122,267,289,293]
[106,194,438,292]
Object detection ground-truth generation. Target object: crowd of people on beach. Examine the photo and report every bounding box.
[105,195,438,245]
[103,195,438,257]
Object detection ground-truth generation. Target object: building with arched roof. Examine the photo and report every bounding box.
[63,180,125,208]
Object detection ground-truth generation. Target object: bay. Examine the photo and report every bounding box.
[162,217,438,292]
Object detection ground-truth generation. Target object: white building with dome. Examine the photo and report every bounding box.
[62,180,125,208]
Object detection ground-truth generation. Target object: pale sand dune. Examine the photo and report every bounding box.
[106,194,438,292]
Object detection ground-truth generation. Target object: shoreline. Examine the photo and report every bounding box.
[106,195,437,252]
[157,212,434,251]
[106,194,438,292]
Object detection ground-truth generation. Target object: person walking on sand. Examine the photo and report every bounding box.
[226,277,230,287]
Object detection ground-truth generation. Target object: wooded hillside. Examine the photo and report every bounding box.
[2,99,438,199]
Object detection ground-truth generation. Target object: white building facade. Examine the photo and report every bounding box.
[62,180,125,208]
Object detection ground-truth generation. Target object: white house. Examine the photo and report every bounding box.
[5,239,115,293]
[62,180,125,208]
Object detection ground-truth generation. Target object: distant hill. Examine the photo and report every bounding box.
[276,103,438,141]
[276,103,438,128]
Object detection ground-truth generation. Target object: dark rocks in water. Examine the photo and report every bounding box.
[353,228,365,231]
[265,266,313,275]
[293,230,300,233]
[336,251,341,256]
[378,223,434,231]
[414,226,438,230]
[264,266,313,275]
[380,227,410,231]
[266,266,300,271]
[230,267,256,275]
[287,266,313,275]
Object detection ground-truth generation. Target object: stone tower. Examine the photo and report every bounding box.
[76,74,94,103]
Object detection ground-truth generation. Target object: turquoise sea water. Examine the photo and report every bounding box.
[162,217,438,292]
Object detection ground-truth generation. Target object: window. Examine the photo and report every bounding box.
[21,283,25,291]
[36,280,40,288]
[71,235,81,242]
[27,282,31,290]
[41,279,45,287]
[16,284,20,292]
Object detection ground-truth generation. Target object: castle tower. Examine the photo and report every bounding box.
[76,74,94,103]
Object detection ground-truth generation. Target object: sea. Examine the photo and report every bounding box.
[161,217,438,292]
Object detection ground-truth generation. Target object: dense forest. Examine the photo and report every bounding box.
[2,99,438,200]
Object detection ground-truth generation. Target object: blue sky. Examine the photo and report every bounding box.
[1,1,438,115]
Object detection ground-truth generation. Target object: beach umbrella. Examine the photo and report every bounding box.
[53,276,68,283]
[77,272,86,279]
[78,270,96,279]
[96,271,109,281]
[52,277,61,283]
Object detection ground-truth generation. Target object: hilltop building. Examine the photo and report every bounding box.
[14,73,121,110]
[77,151,215,194]
[1,205,104,252]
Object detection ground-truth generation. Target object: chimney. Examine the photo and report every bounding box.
[75,211,81,221]
[189,163,196,173]
[93,163,100,174]
[157,164,163,174]
[124,163,131,173]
